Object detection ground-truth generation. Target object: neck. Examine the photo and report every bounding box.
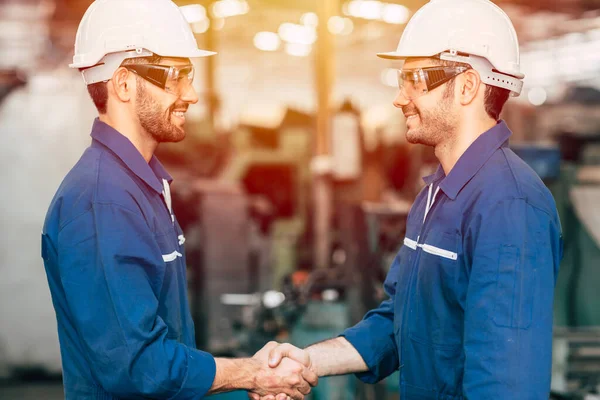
[434,116,497,175]
[99,113,157,162]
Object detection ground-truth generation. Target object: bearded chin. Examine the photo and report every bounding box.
[136,86,185,143]
[405,108,457,147]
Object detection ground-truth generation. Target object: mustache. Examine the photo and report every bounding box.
[402,104,419,117]
[170,103,189,112]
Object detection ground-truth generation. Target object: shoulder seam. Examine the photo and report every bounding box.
[500,147,523,197]
[92,201,145,218]
[58,207,93,233]
[56,148,101,233]
[525,198,554,218]
[58,202,147,235]
[93,149,103,203]
[490,196,553,219]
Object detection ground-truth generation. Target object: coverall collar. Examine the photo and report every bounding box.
[423,120,512,200]
[90,118,172,194]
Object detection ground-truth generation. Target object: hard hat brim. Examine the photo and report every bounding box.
[70,49,217,69]
[376,51,438,60]
[188,49,218,58]
[376,51,405,60]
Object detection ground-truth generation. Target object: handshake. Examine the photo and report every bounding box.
[247,341,318,400]
[211,336,363,398]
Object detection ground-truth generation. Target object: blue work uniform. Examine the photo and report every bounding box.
[342,121,563,399]
[41,119,216,399]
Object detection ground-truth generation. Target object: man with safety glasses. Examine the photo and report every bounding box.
[41,1,316,399]
[255,0,563,399]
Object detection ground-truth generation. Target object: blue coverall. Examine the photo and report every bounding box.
[42,119,216,399]
[342,121,563,399]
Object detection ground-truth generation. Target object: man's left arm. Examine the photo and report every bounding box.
[463,198,562,399]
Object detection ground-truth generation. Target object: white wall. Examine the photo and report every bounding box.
[0,67,96,377]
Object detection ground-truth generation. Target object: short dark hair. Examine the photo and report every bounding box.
[483,84,510,121]
[430,57,510,121]
[86,54,163,114]
[87,81,108,114]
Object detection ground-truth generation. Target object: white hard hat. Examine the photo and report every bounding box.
[70,0,216,85]
[378,0,524,96]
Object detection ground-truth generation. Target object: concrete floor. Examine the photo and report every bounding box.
[0,382,249,399]
[0,382,65,400]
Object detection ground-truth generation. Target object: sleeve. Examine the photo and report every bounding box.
[462,198,562,399]
[56,203,215,399]
[339,255,401,383]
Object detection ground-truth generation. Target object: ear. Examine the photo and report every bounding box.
[457,69,481,106]
[109,67,135,103]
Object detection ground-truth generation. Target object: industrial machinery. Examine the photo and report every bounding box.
[513,86,600,398]
[157,97,416,399]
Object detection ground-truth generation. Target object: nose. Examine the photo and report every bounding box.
[180,83,199,105]
[393,90,410,108]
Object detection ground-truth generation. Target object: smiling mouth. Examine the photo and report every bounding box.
[170,108,188,124]
[405,114,419,122]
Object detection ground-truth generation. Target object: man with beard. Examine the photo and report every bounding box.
[40,1,317,399]
[252,0,563,399]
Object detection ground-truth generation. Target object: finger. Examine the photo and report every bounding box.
[301,366,318,387]
[254,341,281,361]
[247,393,260,400]
[279,387,304,400]
[288,374,310,395]
[289,389,304,400]
[275,394,287,400]
[269,344,309,367]
[297,383,311,396]
[264,341,279,351]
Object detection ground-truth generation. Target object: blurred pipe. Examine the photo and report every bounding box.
[313,0,337,269]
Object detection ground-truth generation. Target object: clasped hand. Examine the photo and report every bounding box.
[249,342,317,400]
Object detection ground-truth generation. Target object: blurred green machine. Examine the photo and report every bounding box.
[514,131,600,397]
[549,136,600,397]
[290,301,355,400]
[512,130,600,328]
[547,134,600,328]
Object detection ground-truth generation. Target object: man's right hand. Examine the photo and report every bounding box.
[248,341,318,400]
[248,337,369,400]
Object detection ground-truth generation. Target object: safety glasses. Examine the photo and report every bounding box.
[124,64,195,96]
[397,66,469,101]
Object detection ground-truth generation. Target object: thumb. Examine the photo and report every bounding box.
[268,345,285,368]
[269,343,309,368]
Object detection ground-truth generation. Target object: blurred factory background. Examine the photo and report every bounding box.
[1,0,600,399]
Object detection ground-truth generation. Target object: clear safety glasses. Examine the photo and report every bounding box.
[397,66,469,101]
[124,64,195,96]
